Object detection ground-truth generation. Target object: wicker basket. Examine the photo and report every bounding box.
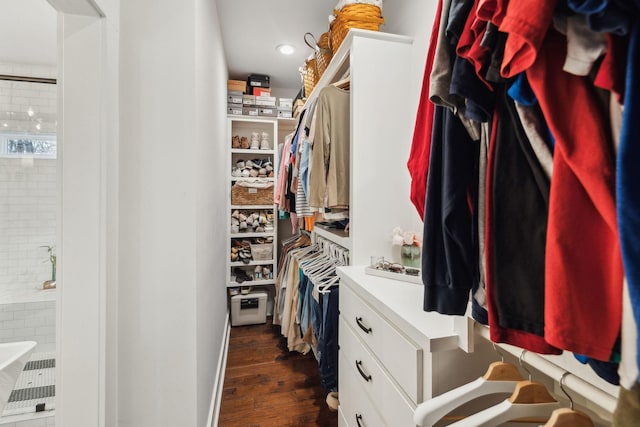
[303,55,319,98]
[315,32,334,77]
[330,4,384,51]
[231,182,274,206]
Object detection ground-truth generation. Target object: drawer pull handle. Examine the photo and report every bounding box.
[356,360,372,382]
[356,317,372,334]
[356,414,364,427]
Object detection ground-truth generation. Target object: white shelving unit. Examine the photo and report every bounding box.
[226,117,279,293]
[304,29,420,264]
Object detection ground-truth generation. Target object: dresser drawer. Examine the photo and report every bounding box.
[339,351,387,427]
[339,407,349,427]
[340,284,423,403]
[340,317,416,426]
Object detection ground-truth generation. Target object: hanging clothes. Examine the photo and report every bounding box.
[309,85,351,209]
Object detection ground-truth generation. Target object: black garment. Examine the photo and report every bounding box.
[491,86,550,336]
[451,55,495,123]
[423,106,479,315]
[446,0,474,45]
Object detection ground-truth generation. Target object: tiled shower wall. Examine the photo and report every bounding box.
[0,63,57,291]
[0,301,56,353]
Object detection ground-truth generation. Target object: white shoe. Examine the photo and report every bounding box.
[250,132,260,149]
[260,132,270,150]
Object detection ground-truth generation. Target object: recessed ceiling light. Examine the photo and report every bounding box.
[27,107,35,117]
[276,44,295,55]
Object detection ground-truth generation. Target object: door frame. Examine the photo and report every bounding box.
[50,1,114,425]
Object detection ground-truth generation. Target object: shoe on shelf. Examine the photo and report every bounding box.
[250,132,260,150]
[254,265,262,279]
[240,136,249,149]
[232,135,240,148]
[260,132,270,150]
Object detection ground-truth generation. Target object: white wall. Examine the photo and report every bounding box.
[118,1,228,426]
[194,0,229,426]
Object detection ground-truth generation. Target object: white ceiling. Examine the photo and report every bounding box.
[0,0,57,67]
[0,0,418,93]
[216,0,333,92]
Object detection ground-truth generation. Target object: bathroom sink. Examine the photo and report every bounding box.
[0,341,36,415]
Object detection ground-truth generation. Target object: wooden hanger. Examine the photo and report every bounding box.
[508,380,557,404]
[414,353,524,426]
[444,350,560,427]
[543,372,595,427]
[332,77,350,90]
[483,360,524,381]
[544,407,595,427]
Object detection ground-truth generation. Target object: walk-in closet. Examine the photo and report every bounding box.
[216,0,637,426]
[4,1,638,426]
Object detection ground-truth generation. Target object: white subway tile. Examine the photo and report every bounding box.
[2,319,25,329]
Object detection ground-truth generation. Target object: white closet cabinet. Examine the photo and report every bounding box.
[337,266,493,427]
[307,29,422,264]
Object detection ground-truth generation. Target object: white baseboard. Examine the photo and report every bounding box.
[207,311,231,427]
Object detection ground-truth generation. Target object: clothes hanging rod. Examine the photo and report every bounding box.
[475,323,618,416]
[0,74,57,85]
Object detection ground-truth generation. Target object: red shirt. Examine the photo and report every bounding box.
[407,0,443,219]
[499,0,558,78]
[527,30,623,361]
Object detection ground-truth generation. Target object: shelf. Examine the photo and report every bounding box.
[231,149,275,154]
[230,260,275,267]
[313,224,351,250]
[231,177,275,182]
[303,29,413,109]
[227,279,275,288]
[230,232,275,238]
[231,204,275,209]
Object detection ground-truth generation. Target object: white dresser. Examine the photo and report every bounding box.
[336,266,493,427]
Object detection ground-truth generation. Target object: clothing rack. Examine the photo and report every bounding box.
[311,232,350,265]
[475,322,618,419]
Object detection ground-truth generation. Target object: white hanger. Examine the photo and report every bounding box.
[414,357,524,426]
[318,275,340,294]
[446,351,561,427]
[445,392,559,427]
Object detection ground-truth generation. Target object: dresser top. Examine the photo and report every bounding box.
[337,266,461,352]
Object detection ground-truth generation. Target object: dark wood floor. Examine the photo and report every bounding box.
[218,317,339,427]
